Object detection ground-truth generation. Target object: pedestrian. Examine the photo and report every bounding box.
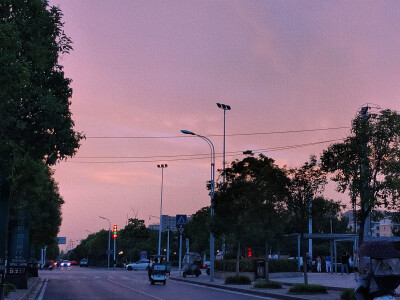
[341,252,350,274]
[316,256,321,272]
[325,255,332,273]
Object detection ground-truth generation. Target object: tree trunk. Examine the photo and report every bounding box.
[235,242,240,275]
[359,217,365,245]
[264,240,269,281]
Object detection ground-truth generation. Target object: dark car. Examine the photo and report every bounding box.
[80,258,89,267]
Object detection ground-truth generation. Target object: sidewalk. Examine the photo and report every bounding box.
[168,271,351,300]
[3,276,42,300]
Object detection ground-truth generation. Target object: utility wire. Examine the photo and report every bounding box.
[69,138,344,164]
[86,126,349,139]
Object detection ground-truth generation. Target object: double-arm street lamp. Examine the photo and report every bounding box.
[99,216,111,269]
[157,164,168,256]
[181,130,215,282]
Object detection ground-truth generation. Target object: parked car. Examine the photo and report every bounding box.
[80,258,89,267]
[126,260,150,271]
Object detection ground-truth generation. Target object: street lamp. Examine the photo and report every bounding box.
[99,216,111,269]
[216,103,231,184]
[181,129,215,282]
[157,164,168,256]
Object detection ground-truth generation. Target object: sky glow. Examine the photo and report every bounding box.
[48,0,400,250]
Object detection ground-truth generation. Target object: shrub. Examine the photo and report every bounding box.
[289,283,327,294]
[254,280,282,289]
[215,258,298,273]
[224,275,251,285]
[340,288,356,300]
[4,283,16,297]
[268,259,298,272]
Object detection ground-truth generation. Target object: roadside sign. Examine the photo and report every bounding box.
[106,249,112,255]
[57,237,66,244]
[176,215,187,227]
[178,226,185,235]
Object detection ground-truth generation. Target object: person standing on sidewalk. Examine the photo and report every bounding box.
[325,255,332,273]
[316,256,322,272]
[341,252,350,274]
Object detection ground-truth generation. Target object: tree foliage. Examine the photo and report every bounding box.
[214,154,289,274]
[285,155,326,284]
[0,0,83,252]
[321,109,400,243]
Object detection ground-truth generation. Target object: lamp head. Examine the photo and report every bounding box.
[181,129,195,135]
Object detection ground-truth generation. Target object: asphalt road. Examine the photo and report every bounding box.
[38,267,276,300]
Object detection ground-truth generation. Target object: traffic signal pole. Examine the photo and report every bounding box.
[113,238,116,268]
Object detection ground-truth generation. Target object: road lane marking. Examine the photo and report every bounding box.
[37,278,48,300]
[107,279,163,300]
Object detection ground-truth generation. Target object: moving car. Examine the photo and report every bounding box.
[80,258,89,267]
[61,260,71,267]
[126,260,150,271]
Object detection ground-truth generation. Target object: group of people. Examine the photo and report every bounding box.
[307,252,353,274]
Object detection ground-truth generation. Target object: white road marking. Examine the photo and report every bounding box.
[37,278,48,300]
[107,279,164,300]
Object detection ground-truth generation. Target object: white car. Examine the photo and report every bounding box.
[126,260,150,271]
[61,260,71,267]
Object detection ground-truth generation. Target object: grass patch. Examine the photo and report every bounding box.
[340,288,356,300]
[289,283,327,294]
[224,275,251,285]
[254,280,282,289]
[4,283,16,297]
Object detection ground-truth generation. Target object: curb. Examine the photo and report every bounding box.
[169,277,307,300]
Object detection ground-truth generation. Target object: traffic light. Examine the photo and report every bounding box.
[112,225,118,239]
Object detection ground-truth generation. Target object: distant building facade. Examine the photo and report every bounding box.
[343,210,400,237]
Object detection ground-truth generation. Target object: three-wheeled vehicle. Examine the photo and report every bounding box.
[148,255,167,285]
[182,252,202,278]
[355,240,400,300]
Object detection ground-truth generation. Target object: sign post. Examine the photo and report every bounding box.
[178,227,183,277]
[176,215,187,277]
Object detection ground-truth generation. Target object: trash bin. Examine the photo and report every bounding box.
[256,260,265,279]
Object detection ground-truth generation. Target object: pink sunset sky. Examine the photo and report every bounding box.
[47,0,400,250]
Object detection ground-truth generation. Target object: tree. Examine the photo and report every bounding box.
[0,0,83,262]
[0,0,83,169]
[286,156,327,284]
[214,153,289,276]
[321,109,400,244]
[186,207,211,256]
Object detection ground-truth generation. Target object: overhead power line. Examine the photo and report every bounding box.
[86,126,349,139]
[69,138,344,164]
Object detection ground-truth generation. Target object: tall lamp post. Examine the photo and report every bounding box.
[99,216,111,269]
[181,129,215,282]
[216,103,231,184]
[157,164,167,256]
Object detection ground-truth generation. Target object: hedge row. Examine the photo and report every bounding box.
[215,258,298,273]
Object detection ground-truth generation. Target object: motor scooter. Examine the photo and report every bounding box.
[355,240,400,300]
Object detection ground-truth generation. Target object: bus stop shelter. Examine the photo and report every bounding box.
[286,233,359,272]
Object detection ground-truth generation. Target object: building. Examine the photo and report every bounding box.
[344,210,400,237]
